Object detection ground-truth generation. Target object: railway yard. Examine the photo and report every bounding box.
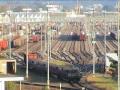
[0,1,119,89]
[0,16,118,89]
[0,20,118,68]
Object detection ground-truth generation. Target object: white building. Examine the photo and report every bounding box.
[46,4,63,13]
[0,59,24,90]
[106,53,118,71]
[66,11,86,23]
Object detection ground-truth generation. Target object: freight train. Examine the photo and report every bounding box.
[22,53,82,82]
[0,34,43,51]
[71,32,79,40]
[50,65,82,82]
[71,31,87,41]
[0,35,27,51]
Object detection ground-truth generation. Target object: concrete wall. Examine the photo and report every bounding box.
[0,62,6,74]
[0,60,16,74]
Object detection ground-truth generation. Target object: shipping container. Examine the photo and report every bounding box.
[5,35,20,48]
[31,35,41,42]
[13,37,26,47]
[0,40,8,49]
[28,52,38,60]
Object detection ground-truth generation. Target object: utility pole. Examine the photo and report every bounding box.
[104,10,107,74]
[7,10,12,59]
[22,8,32,79]
[92,8,96,75]
[117,1,120,90]
[47,5,50,90]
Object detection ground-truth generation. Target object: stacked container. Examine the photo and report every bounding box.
[28,52,38,60]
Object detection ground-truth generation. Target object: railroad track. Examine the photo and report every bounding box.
[36,41,45,52]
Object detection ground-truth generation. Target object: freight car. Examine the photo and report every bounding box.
[10,35,21,48]
[28,52,38,60]
[0,35,21,50]
[13,37,26,47]
[23,54,82,82]
[71,32,79,40]
[80,32,86,41]
[29,35,41,42]
[109,32,117,40]
[50,65,82,82]
[0,40,8,50]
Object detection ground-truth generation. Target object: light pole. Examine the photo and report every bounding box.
[44,12,48,54]
[7,10,12,59]
[0,13,4,39]
[91,7,96,75]
[47,27,50,90]
[22,8,32,79]
[46,6,50,90]
[49,24,52,61]
[39,9,43,51]
[117,1,120,90]
[92,31,96,75]
[40,23,43,51]
[60,83,61,90]
[104,10,107,73]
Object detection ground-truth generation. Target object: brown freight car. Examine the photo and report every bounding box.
[13,37,26,47]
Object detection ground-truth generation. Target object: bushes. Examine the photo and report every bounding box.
[6,82,16,90]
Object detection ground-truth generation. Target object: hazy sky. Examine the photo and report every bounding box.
[0,0,117,10]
